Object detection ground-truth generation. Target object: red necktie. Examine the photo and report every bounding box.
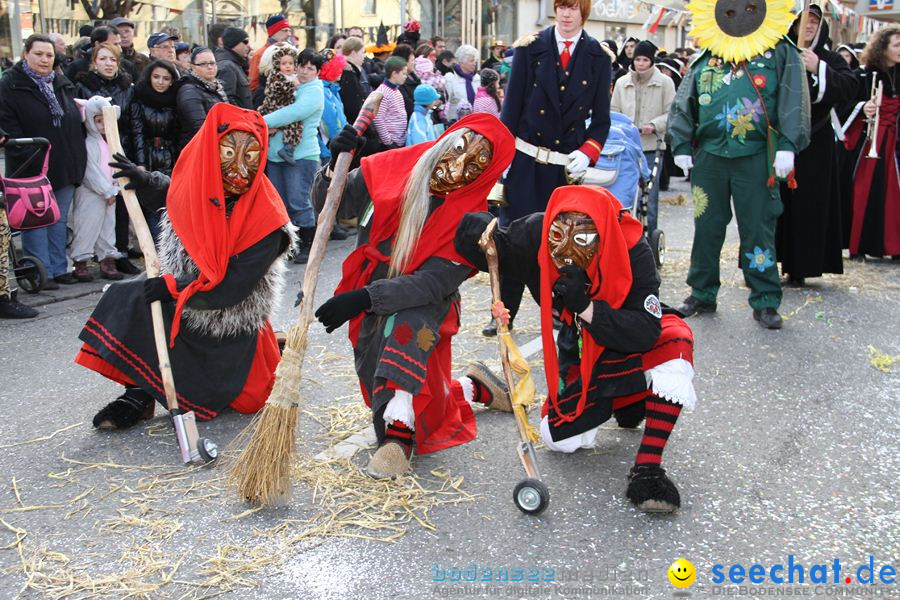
[560,40,572,71]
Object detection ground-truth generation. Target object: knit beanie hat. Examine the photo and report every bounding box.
[633,40,657,62]
[222,27,247,50]
[266,15,290,37]
[414,83,440,106]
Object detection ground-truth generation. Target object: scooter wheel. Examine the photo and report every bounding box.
[649,229,666,268]
[16,255,47,294]
[197,437,218,462]
[513,478,550,515]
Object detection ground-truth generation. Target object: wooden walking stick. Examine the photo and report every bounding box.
[796,0,811,49]
[228,92,383,506]
[477,219,549,515]
[101,106,217,464]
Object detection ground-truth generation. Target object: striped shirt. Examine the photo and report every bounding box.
[472,89,501,117]
[372,82,408,147]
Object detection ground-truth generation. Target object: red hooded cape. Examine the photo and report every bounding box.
[164,104,289,346]
[335,113,514,344]
[538,185,644,424]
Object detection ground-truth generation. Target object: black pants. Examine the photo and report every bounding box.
[115,194,129,253]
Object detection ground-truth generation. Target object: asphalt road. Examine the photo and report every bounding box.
[1,178,898,599]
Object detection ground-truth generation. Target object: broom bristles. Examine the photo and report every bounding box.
[227,342,305,506]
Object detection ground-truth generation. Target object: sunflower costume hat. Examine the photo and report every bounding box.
[688,0,795,63]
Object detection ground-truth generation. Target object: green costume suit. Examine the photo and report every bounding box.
[668,39,810,310]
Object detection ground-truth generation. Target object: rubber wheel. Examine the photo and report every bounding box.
[513,478,550,515]
[197,437,218,462]
[15,255,48,294]
[649,229,665,268]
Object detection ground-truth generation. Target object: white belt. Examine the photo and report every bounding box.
[515,137,570,166]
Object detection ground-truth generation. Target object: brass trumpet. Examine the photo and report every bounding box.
[866,79,884,159]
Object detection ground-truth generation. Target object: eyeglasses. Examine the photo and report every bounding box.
[192,61,216,67]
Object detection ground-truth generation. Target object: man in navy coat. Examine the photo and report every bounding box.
[483,0,611,336]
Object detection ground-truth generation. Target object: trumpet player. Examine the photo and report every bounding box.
[777,5,857,286]
[843,26,900,259]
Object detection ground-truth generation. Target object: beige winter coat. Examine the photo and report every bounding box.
[610,66,676,151]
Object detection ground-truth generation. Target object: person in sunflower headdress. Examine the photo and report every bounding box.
[668,0,810,329]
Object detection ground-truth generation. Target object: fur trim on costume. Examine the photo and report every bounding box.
[626,464,681,512]
[512,32,539,48]
[157,213,297,338]
[383,389,416,430]
[647,358,697,410]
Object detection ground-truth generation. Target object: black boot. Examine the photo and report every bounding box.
[93,387,156,430]
[115,257,142,275]
[626,464,681,513]
[293,227,317,264]
[0,291,38,319]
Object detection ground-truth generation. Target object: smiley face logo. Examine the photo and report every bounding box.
[668,559,696,588]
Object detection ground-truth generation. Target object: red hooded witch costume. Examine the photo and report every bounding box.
[332,113,514,453]
[76,104,294,419]
[536,186,696,452]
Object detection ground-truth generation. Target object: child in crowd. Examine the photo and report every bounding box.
[406,84,440,146]
[70,96,124,282]
[258,43,303,165]
[372,56,409,149]
[318,48,348,165]
[472,68,502,117]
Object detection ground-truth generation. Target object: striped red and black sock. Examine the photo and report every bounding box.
[635,396,682,467]
[385,421,414,457]
[470,379,492,406]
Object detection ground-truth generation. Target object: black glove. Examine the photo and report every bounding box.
[315,288,372,333]
[143,277,173,304]
[552,265,592,314]
[328,125,365,171]
[453,212,495,272]
[109,152,150,190]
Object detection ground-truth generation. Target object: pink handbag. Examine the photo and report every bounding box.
[2,144,59,230]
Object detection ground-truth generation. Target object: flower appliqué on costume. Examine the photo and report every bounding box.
[751,73,767,89]
[692,185,709,218]
[714,102,740,134]
[416,326,436,352]
[393,322,414,345]
[745,246,775,272]
[730,113,756,141]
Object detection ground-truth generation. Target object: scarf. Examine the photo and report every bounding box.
[335,113,515,345]
[164,103,289,345]
[538,185,644,424]
[453,64,476,104]
[22,61,64,127]
[191,73,229,102]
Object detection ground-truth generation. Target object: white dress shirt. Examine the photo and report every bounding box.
[554,26,582,57]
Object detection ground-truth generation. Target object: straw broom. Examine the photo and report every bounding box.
[228,92,383,506]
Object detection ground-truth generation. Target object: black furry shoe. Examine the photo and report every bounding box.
[626,464,681,513]
[614,401,645,428]
[93,388,156,430]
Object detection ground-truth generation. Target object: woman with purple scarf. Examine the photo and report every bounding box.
[444,44,481,122]
[0,34,87,288]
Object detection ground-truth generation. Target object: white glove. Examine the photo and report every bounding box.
[566,150,591,178]
[773,150,794,179]
[674,154,693,171]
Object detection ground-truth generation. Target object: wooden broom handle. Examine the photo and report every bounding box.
[478,219,534,446]
[292,91,383,343]
[797,0,811,50]
[102,106,179,412]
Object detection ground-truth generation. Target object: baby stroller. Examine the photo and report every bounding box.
[1,137,51,293]
[582,112,666,268]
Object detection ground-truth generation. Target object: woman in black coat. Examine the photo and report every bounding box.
[0,34,87,287]
[175,47,228,150]
[74,41,139,273]
[128,59,179,239]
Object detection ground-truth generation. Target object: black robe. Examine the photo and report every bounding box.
[777,22,859,279]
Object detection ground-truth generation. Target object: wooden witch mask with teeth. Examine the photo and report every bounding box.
[219,130,262,196]
[548,211,599,270]
[429,131,493,194]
